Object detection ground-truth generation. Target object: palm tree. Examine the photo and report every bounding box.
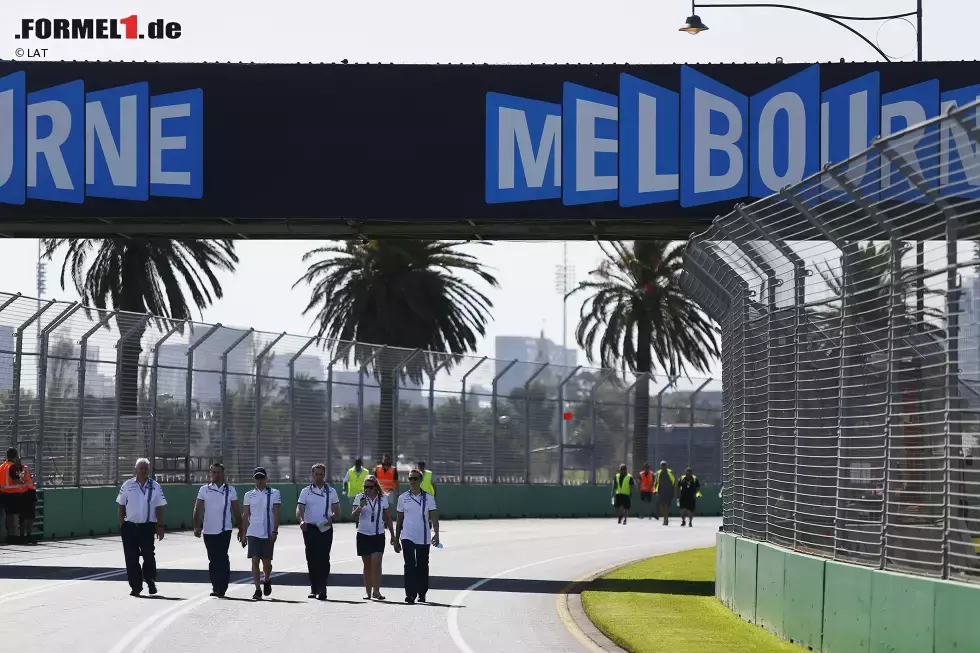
[568,240,718,470]
[294,240,498,457]
[42,239,239,416]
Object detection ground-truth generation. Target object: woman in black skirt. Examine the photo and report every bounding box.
[352,474,397,600]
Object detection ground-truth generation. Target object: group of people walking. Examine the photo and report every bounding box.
[115,456,439,604]
[613,461,701,526]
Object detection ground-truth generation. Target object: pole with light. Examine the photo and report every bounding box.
[680,1,923,62]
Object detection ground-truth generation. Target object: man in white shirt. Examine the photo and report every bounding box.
[296,463,341,600]
[395,468,440,604]
[116,458,167,597]
[242,466,281,600]
[193,462,243,598]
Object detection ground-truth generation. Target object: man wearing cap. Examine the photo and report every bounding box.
[242,467,281,600]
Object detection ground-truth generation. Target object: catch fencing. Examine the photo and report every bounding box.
[682,98,980,584]
[0,292,720,489]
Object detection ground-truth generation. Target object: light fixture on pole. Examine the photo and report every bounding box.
[680,1,923,62]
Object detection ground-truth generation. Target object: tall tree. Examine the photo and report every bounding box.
[43,239,238,416]
[294,240,498,458]
[568,240,718,471]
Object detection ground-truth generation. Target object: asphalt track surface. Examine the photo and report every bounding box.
[0,516,720,652]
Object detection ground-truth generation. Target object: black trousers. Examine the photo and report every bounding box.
[121,522,156,591]
[204,531,232,594]
[303,527,334,594]
[401,539,430,600]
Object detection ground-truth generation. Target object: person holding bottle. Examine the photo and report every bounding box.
[297,463,341,600]
[352,474,397,600]
[395,468,439,604]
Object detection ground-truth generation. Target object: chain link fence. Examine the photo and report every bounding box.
[683,98,980,584]
[0,291,720,490]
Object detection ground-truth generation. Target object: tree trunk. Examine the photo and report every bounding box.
[632,323,653,471]
[115,311,146,417]
[377,366,395,459]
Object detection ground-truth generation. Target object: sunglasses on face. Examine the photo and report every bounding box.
[364,484,376,489]
[409,477,422,482]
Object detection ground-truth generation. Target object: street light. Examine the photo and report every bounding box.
[680,1,923,62]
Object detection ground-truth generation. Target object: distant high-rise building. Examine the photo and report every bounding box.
[959,275,980,385]
[494,332,578,397]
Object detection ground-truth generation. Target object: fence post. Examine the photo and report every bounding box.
[591,370,615,483]
[254,333,286,476]
[217,327,250,478]
[689,378,712,469]
[523,362,549,484]
[12,299,55,449]
[655,377,678,470]
[76,310,117,486]
[36,303,81,488]
[491,360,518,484]
[556,365,582,486]
[289,336,318,484]
[325,342,354,482]
[149,321,185,480]
[393,349,423,468]
[427,356,453,475]
[357,345,386,463]
[622,374,645,471]
[459,356,488,483]
[114,313,152,485]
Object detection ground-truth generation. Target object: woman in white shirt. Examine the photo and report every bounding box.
[352,474,397,600]
[395,468,440,604]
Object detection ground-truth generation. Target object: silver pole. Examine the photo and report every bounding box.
[556,365,582,485]
[591,370,615,483]
[491,359,519,484]
[325,342,354,482]
[149,321,184,480]
[689,378,712,469]
[254,332,287,475]
[76,310,117,486]
[288,336,318,484]
[357,345,387,463]
[36,303,81,488]
[114,313,152,485]
[427,356,453,473]
[459,356,488,483]
[523,362,550,484]
[12,300,56,448]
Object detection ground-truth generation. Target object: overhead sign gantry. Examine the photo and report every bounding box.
[0,60,977,239]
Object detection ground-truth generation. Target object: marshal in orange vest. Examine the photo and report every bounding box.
[375,464,397,494]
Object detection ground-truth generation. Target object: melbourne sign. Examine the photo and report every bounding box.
[486,64,980,208]
[0,60,978,225]
[0,70,202,205]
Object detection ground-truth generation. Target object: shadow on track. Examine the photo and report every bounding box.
[0,566,713,596]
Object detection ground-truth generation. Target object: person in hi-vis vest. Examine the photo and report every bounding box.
[417,460,436,497]
[613,464,634,525]
[344,458,368,498]
[637,463,655,520]
[654,461,675,526]
[376,453,398,495]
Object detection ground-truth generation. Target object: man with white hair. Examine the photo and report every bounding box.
[117,458,167,596]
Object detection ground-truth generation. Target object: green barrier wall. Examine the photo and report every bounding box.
[38,482,721,540]
[715,532,980,653]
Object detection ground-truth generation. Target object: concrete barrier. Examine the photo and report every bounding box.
[38,483,721,540]
[715,532,980,653]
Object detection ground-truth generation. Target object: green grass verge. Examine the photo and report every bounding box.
[581,547,803,653]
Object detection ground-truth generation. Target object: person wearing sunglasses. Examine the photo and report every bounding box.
[395,469,439,604]
[351,474,396,600]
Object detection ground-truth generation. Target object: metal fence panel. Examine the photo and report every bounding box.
[684,98,980,585]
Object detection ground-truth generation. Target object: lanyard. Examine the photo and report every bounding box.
[137,479,154,523]
[309,484,331,521]
[409,492,429,545]
[365,495,383,534]
[221,484,229,531]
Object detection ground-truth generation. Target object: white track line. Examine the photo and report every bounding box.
[447,539,685,653]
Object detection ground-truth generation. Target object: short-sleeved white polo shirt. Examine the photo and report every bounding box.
[397,490,436,545]
[196,483,238,535]
[353,493,389,536]
[244,487,281,538]
[117,477,168,524]
[298,484,340,528]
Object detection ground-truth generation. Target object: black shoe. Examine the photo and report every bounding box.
[147,581,157,595]
[681,520,686,526]
[210,591,218,597]
[419,594,426,603]
[688,522,693,528]
[252,589,262,600]
[405,597,415,604]
[308,592,317,599]
[263,578,272,596]
[617,516,622,524]
[217,590,226,598]
[130,588,142,597]
[316,593,327,601]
